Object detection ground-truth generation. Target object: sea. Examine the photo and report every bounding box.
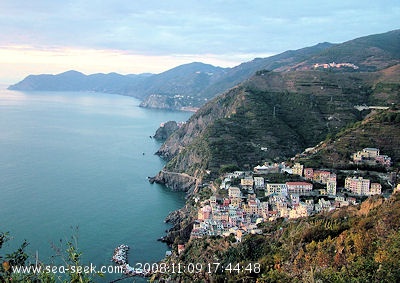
[0,87,192,281]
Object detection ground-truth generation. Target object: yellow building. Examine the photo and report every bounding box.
[230,197,242,207]
[292,163,304,176]
[241,177,254,189]
[289,204,308,219]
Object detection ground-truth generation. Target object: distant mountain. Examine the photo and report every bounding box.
[8,63,228,109]
[136,62,228,108]
[195,42,336,101]
[9,29,400,111]
[136,62,227,95]
[7,70,147,94]
[199,29,400,100]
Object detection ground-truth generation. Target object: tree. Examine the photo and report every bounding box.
[0,229,99,283]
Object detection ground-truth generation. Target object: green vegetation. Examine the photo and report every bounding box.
[0,229,98,283]
[301,110,400,168]
[219,164,241,174]
[369,82,400,105]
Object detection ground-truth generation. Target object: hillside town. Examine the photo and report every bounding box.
[190,147,396,242]
[313,62,359,70]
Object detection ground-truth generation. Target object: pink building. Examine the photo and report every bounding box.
[304,168,314,180]
[313,170,331,184]
[198,205,212,220]
[345,177,371,195]
[375,155,392,167]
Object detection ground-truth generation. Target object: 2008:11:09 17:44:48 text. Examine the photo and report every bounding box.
[134,262,261,274]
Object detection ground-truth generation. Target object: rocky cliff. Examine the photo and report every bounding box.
[151,85,247,190]
[156,85,246,161]
[149,170,199,194]
[153,121,179,140]
[160,204,196,245]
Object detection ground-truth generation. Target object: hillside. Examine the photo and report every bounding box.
[154,193,400,282]
[144,29,400,108]
[153,64,400,191]
[291,29,400,72]
[298,109,400,169]
[194,42,336,100]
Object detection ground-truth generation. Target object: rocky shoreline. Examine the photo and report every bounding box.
[158,204,196,245]
[149,170,199,245]
[149,170,198,194]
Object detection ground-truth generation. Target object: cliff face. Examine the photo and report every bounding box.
[153,121,179,140]
[156,86,246,160]
[161,204,196,245]
[151,87,245,191]
[150,170,199,194]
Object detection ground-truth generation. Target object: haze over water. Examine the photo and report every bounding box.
[0,88,191,280]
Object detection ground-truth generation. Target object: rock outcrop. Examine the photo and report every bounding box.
[149,170,199,194]
[159,205,195,245]
[153,121,179,141]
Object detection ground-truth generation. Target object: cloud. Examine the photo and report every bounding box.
[1,0,397,55]
[0,45,251,84]
[0,0,399,83]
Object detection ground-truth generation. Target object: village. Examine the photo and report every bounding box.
[190,147,398,242]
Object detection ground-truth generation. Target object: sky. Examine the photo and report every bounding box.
[0,0,399,84]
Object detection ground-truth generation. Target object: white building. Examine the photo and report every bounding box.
[253,177,265,189]
[289,203,308,219]
[266,183,288,196]
[326,176,337,196]
[228,187,242,198]
[286,182,313,194]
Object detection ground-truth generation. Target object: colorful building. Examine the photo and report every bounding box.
[345,176,371,195]
[286,182,313,194]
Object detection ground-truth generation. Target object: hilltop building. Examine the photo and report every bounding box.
[352,148,391,167]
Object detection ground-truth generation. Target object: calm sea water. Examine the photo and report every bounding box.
[0,88,191,281]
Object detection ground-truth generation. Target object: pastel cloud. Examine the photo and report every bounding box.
[0,0,399,83]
